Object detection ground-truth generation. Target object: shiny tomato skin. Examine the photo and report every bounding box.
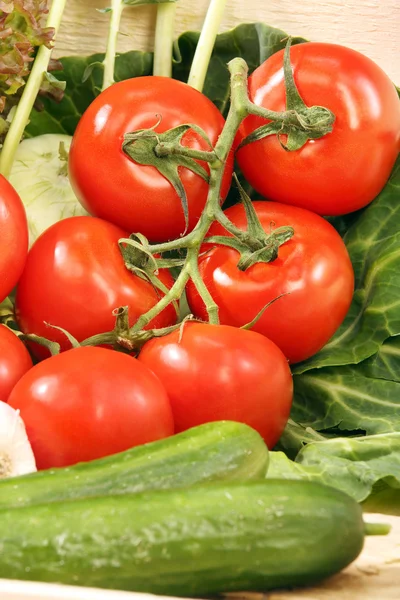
[186,202,354,364]
[8,346,174,469]
[69,77,233,243]
[0,325,33,402]
[237,43,400,216]
[15,216,176,359]
[139,322,293,449]
[0,175,28,302]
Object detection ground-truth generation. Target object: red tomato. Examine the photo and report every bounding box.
[15,216,176,359]
[237,43,400,216]
[69,77,233,243]
[139,322,293,448]
[0,325,33,402]
[0,175,28,302]
[8,346,174,469]
[186,202,354,364]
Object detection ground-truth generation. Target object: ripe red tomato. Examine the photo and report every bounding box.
[0,325,33,402]
[69,77,233,243]
[237,43,400,216]
[0,175,28,302]
[15,216,176,359]
[8,346,174,469]
[186,202,354,364]
[139,322,293,448]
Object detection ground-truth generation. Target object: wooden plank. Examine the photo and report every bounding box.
[54,0,400,82]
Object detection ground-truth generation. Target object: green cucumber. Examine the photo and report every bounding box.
[0,421,268,509]
[0,479,377,595]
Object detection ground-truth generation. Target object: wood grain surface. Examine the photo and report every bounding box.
[54,0,400,83]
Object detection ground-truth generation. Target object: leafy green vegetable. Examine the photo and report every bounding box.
[295,157,400,374]
[26,23,306,136]
[268,433,400,510]
[274,419,327,460]
[292,367,400,435]
[360,336,400,383]
[362,482,400,515]
[283,158,400,511]
[0,1,54,96]
[0,1,63,140]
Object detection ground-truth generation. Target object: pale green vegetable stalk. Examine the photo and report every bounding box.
[102,0,178,91]
[102,0,126,90]
[0,0,68,179]
[153,2,177,77]
[187,0,227,92]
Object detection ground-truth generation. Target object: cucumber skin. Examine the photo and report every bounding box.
[0,421,268,508]
[0,480,365,596]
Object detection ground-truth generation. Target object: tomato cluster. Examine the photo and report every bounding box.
[2,42,399,470]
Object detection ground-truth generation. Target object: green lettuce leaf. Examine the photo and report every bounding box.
[268,433,400,510]
[292,366,400,435]
[274,419,328,460]
[359,336,400,383]
[0,0,59,140]
[295,156,400,373]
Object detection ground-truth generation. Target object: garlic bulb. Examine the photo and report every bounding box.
[0,401,37,479]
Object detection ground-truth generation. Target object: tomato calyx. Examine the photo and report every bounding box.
[79,306,196,354]
[114,307,183,352]
[208,179,294,270]
[122,123,216,233]
[238,39,336,152]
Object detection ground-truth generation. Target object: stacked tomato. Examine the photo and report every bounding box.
[2,43,399,470]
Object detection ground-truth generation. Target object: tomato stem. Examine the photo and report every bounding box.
[188,249,219,324]
[153,2,177,77]
[20,334,61,357]
[131,265,190,332]
[0,0,68,179]
[187,0,227,92]
[122,58,249,330]
[155,143,217,163]
[80,331,120,348]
